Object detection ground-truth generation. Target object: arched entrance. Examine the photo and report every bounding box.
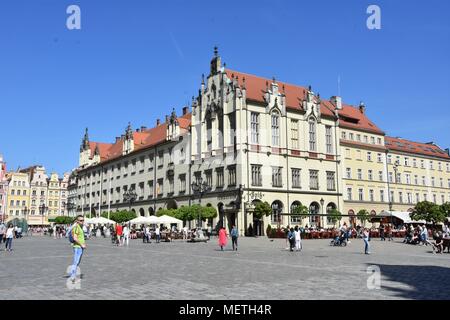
[251,199,263,236]
[148,207,154,216]
[348,209,356,227]
[217,203,224,231]
[290,201,303,225]
[139,208,145,217]
[227,201,237,232]
[326,202,337,225]
[309,202,320,227]
[271,200,283,227]
[166,199,178,210]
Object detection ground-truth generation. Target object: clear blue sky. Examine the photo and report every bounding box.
[1,0,449,175]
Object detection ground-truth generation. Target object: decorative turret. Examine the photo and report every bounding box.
[80,128,90,152]
[167,108,181,141]
[122,122,135,155]
[210,46,221,76]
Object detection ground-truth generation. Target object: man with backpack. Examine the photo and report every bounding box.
[230,225,238,251]
[68,215,86,283]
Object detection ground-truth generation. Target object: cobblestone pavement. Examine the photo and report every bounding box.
[0,236,449,300]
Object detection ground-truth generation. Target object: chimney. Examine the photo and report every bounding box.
[115,137,120,143]
[165,115,169,123]
[121,134,125,139]
[359,101,365,114]
[330,96,342,110]
[135,128,140,132]
[156,119,160,126]
[182,106,189,115]
[445,148,450,156]
[140,126,147,131]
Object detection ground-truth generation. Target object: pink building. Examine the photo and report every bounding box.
[0,154,7,222]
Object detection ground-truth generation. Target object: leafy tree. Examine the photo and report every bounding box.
[357,209,369,226]
[291,204,309,219]
[441,202,450,217]
[101,210,136,224]
[156,208,178,218]
[253,201,272,220]
[54,216,75,225]
[410,201,446,226]
[328,209,342,227]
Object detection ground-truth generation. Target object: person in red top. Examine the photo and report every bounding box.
[115,224,123,246]
[218,227,228,251]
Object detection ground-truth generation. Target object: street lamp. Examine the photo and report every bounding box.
[191,177,212,229]
[389,160,400,211]
[39,203,48,229]
[320,198,325,228]
[123,189,137,212]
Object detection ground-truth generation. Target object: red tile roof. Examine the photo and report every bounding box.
[385,136,450,159]
[87,113,191,165]
[225,69,384,134]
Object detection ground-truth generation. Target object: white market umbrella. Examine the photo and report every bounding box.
[85,217,116,225]
[127,216,161,225]
[157,215,182,228]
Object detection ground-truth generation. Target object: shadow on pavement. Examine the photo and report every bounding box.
[371,264,450,299]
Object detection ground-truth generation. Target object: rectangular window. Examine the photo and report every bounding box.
[358,189,364,201]
[148,154,154,171]
[367,152,372,161]
[251,112,260,144]
[440,178,443,188]
[228,166,236,186]
[379,171,383,182]
[421,160,425,169]
[368,170,373,181]
[345,148,351,158]
[387,155,392,164]
[356,134,361,142]
[341,131,347,140]
[205,170,213,188]
[326,171,336,191]
[399,192,403,203]
[148,181,153,198]
[363,135,368,143]
[380,190,385,202]
[369,189,374,202]
[390,191,395,203]
[347,188,352,200]
[406,174,411,185]
[377,153,382,163]
[404,157,409,166]
[447,163,450,172]
[349,132,354,140]
[396,173,401,184]
[272,167,282,187]
[216,169,224,188]
[309,119,316,151]
[413,159,417,168]
[309,170,319,190]
[370,137,375,144]
[424,193,427,201]
[158,151,164,168]
[414,175,418,185]
[433,194,437,203]
[292,168,301,188]
[438,162,442,171]
[357,169,362,180]
[291,119,299,149]
[430,161,434,170]
[377,137,382,145]
[407,193,412,204]
[251,165,262,186]
[416,193,420,203]
[168,178,174,195]
[356,150,362,160]
[157,179,163,195]
[325,126,333,154]
[422,176,426,186]
[272,113,280,147]
[431,177,435,187]
[441,195,445,204]
[346,168,351,179]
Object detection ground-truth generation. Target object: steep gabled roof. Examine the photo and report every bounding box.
[385,136,450,159]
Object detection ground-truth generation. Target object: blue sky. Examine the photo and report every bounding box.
[0,0,449,175]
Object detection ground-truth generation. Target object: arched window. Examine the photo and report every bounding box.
[271,111,280,146]
[290,201,302,224]
[309,117,316,151]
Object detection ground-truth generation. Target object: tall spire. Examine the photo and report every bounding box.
[210,46,221,75]
[81,127,90,151]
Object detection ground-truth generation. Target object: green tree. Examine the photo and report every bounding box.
[291,204,309,219]
[328,209,342,227]
[101,210,136,224]
[410,201,446,226]
[440,202,450,217]
[253,201,272,220]
[357,209,369,227]
[54,216,75,225]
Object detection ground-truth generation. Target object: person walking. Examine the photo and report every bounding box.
[0,223,6,245]
[287,228,295,252]
[379,223,385,241]
[115,223,123,246]
[218,226,227,251]
[5,224,15,252]
[69,215,86,283]
[155,225,161,243]
[230,225,238,251]
[363,228,371,254]
[294,226,302,252]
[122,224,130,246]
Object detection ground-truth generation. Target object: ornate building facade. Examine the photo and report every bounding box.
[74,49,450,235]
[0,155,8,222]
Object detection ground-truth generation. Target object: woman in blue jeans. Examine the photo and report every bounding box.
[5,224,15,252]
[363,228,370,254]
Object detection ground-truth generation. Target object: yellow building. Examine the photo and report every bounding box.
[47,172,62,219]
[5,172,30,222]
